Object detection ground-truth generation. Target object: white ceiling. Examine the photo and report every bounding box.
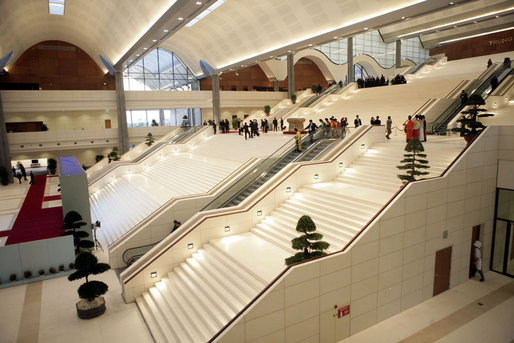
[0,0,174,72]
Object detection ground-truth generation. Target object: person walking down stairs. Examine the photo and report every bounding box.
[294,128,302,152]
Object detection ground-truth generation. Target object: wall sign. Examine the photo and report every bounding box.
[337,305,350,318]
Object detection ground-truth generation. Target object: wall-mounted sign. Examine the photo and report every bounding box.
[489,37,512,46]
[338,305,350,318]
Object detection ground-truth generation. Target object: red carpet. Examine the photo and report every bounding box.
[5,175,63,245]
[44,195,61,201]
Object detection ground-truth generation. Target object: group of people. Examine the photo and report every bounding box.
[402,114,427,143]
[240,120,262,140]
[356,74,407,89]
[390,74,407,85]
[318,117,349,138]
[12,164,35,184]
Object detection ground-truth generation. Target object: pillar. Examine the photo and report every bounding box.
[395,40,402,69]
[347,37,354,83]
[212,74,220,124]
[115,70,129,154]
[0,91,13,183]
[287,53,295,98]
[273,79,279,92]
[159,108,165,126]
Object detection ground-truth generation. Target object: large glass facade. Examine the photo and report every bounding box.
[491,188,514,276]
[315,30,429,69]
[124,48,199,91]
[126,108,202,127]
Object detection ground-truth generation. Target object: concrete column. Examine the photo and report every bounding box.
[347,37,354,83]
[115,70,129,154]
[273,80,279,92]
[396,40,402,68]
[159,109,165,126]
[212,74,220,124]
[0,91,13,183]
[287,53,295,98]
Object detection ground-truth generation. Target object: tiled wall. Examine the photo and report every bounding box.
[217,126,504,343]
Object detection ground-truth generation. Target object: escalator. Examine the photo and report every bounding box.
[300,84,340,107]
[430,63,511,135]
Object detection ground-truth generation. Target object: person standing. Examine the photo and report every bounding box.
[460,90,468,106]
[375,116,381,125]
[29,171,35,184]
[305,120,317,143]
[16,171,22,184]
[403,116,414,142]
[280,118,284,131]
[386,116,392,139]
[243,122,250,140]
[212,120,217,134]
[354,115,362,128]
[487,58,492,68]
[294,128,302,152]
[273,117,278,131]
[418,115,425,141]
[473,240,485,282]
[20,164,27,181]
[412,115,421,139]
[12,166,16,177]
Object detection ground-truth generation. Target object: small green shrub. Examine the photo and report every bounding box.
[69,262,75,269]
[24,271,32,279]
[9,274,16,282]
[59,264,65,271]
[38,269,45,276]
[49,267,56,274]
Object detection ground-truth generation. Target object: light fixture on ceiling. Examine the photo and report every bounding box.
[398,7,514,38]
[152,39,157,42]
[164,29,169,33]
[178,17,184,21]
[196,1,202,5]
[186,0,227,27]
[439,26,514,44]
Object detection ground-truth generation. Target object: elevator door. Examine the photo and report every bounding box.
[434,246,452,296]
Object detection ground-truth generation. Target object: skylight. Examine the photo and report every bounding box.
[49,0,65,16]
[185,0,226,27]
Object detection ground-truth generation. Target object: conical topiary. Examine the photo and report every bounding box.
[397,138,430,182]
[285,215,330,266]
[451,94,494,139]
[145,132,155,146]
[62,210,94,253]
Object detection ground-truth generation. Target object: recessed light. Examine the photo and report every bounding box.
[152,39,157,42]
[151,272,157,278]
[449,2,454,5]
[364,27,369,30]
[178,17,184,21]
[136,54,140,57]
[196,1,202,4]
[401,16,405,20]
[164,29,169,33]
[143,47,148,50]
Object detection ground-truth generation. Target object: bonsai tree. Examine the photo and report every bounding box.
[232,117,240,129]
[311,83,319,93]
[451,94,494,144]
[291,94,297,104]
[62,210,94,254]
[264,105,271,116]
[0,166,9,186]
[181,115,190,128]
[285,215,330,266]
[109,146,120,161]
[47,158,57,175]
[145,132,155,146]
[68,251,110,319]
[95,155,104,163]
[397,138,430,182]
[40,123,48,131]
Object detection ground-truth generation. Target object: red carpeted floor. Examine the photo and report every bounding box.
[5,175,63,245]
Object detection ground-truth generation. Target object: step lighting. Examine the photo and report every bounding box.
[257,210,262,216]
[339,162,343,168]
[286,187,292,193]
[224,226,230,232]
[314,174,319,180]
[187,243,194,249]
[361,144,366,150]
[150,272,157,278]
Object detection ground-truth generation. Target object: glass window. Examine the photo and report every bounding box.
[123,48,198,91]
[497,189,514,221]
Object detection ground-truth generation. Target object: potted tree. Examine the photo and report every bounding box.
[451,94,494,145]
[231,117,240,130]
[145,132,155,147]
[285,215,330,265]
[0,166,9,186]
[62,210,94,254]
[264,105,271,116]
[47,158,57,175]
[397,138,430,182]
[291,94,297,104]
[95,155,104,163]
[109,147,120,161]
[68,251,110,319]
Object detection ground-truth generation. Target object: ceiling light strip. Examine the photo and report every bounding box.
[185,0,226,28]
[439,26,514,44]
[398,7,514,38]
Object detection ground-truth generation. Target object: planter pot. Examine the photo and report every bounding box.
[76,297,106,319]
[1,179,8,186]
[464,133,478,145]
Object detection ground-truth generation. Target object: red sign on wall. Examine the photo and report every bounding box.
[338,305,350,318]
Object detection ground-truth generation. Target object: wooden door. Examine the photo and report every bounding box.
[433,246,452,296]
[105,119,111,129]
[469,225,480,278]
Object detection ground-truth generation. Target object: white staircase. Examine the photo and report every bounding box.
[136,136,465,342]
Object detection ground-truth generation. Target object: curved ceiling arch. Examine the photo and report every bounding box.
[0,0,173,71]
